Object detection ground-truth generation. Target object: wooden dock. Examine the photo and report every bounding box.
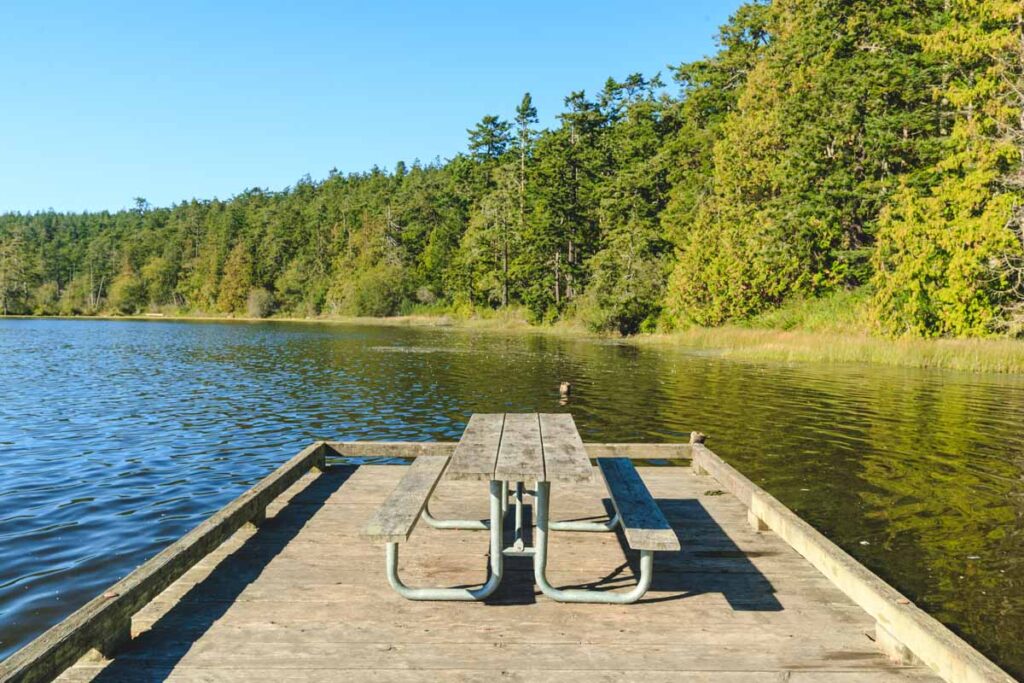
[1,441,1012,682]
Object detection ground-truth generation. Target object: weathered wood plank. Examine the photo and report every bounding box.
[324,441,693,460]
[597,458,680,552]
[538,413,594,483]
[60,641,939,674]
[0,441,330,683]
[690,444,1015,683]
[583,443,691,459]
[494,413,544,482]
[57,668,941,683]
[325,441,456,458]
[444,414,504,481]
[361,456,448,543]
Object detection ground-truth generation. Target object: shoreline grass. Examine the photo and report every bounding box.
[7,308,1024,375]
[634,327,1024,374]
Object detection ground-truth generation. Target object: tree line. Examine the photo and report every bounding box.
[1,0,1021,337]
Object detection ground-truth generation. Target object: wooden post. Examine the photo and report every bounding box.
[748,508,770,532]
[689,432,708,475]
[876,621,921,666]
[247,506,267,529]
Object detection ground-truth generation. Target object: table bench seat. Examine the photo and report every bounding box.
[597,458,681,552]
[362,456,448,543]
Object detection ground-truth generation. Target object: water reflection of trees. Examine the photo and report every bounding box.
[647,351,1024,676]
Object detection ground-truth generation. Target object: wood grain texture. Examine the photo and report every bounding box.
[690,444,1015,683]
[324,441,694,461]
[444,414,504,481]
[538,413,594,483]
[326,442,457,458]
[494,413,544,482]
[361,456,448,543]
[56,465,942,682]
[597,458,681,552]
[0,441,330,683]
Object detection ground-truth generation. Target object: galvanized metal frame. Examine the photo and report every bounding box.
[419,481,510,530]
[549,511,621,532]
[385,480,505,601]
[388,475,653,604]
[533,481,654,604]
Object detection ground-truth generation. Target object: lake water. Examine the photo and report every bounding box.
[1,318,1022,675]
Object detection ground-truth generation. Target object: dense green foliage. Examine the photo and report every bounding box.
[1,0,1021,336]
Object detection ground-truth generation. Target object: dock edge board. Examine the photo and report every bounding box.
[0,441,331,683]
[690,443,1013,683]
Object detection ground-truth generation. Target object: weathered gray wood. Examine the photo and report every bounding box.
[56,668,939,683]
[538,413,594,483]
[597,458,680,552]
[494,413,544,482]
[444,414,504,481]
[689,444,1014,683]
[325,441,456,458]
[15,447,1004,683]
[324,441,693,460]
[0,441,330,683]
[361,456,448,543]
[57,465,948,682]
[583,443,691,459]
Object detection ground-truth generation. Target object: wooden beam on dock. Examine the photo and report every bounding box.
[0,442,331,683]
[324,441,693,460]
[690,443,1014,683]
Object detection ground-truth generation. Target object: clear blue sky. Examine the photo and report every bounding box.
[0,1,745,214]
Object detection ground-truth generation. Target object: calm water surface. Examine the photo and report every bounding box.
[1,318,1022,675]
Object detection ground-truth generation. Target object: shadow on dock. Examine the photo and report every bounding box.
[90,468,779,680]
[89,466,357,681]
[487,498,781,611]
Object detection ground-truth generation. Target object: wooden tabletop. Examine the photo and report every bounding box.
[446,413,595,483]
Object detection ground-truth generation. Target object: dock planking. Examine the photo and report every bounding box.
[52,465,946,682]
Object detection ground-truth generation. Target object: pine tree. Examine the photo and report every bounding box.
[217,241,253,314]
[467,115,513,163]
[514,93,538,250]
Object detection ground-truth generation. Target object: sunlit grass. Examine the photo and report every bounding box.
[638,327,1024,374]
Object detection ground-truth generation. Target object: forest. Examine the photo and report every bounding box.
[1,0,1022,338]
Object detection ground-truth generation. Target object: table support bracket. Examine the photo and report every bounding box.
[419,481,510,530]
[386,480,505,601]
[533,481,654,604]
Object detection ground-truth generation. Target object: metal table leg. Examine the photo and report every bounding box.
[533,481,654,604]
[549,511,621,532]
[420,480,510,530]
[386,480,505,601]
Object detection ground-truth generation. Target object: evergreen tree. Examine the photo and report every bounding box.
[217,241,254,314]
[872,0,1024,336]
[467,115,513,163]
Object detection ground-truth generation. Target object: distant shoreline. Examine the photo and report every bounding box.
[6,312,1024,375]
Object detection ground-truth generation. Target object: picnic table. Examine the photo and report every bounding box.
[363,413,679,603]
